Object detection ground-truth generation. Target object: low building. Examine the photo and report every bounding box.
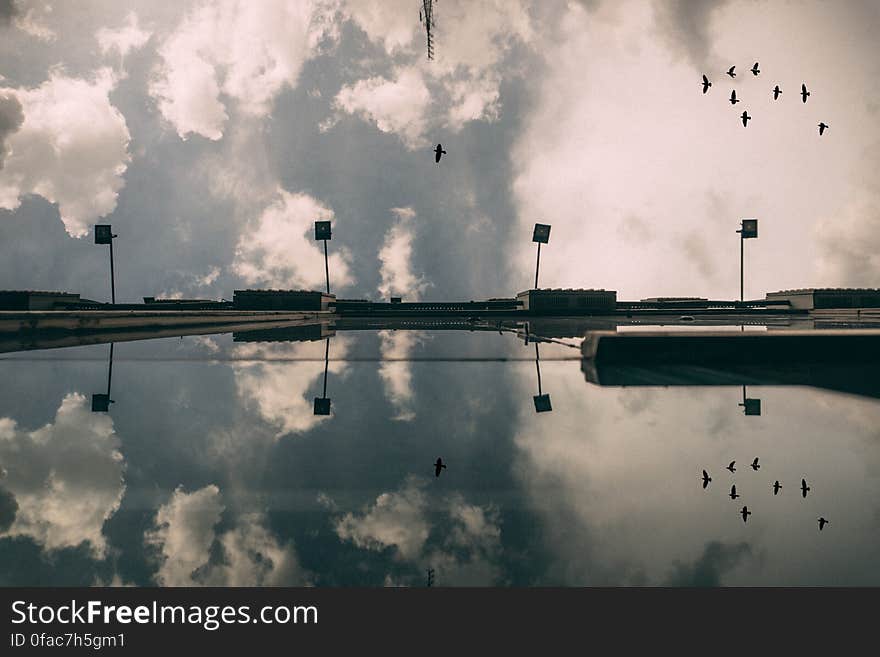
[765,288,880,310]
[0,290,81,310]
[516,288,617,314]
[233,289,335,311]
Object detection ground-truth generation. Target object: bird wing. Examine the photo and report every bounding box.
[729,66,735,73]
[703,470,708,478]
[703,75,709,84]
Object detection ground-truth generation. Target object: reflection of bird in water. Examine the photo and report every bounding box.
[741,111,751,127]
[801,478,810,498]
[726,65,736,78]
[729,484,740,500]
[702,75,712,93]
[818,122,828,136]
[702,470,712,489]
[773,480,782,495]
[726,461,736,473]
[434,457,447,477]
[751,457,760,471]
[729,89,740,105]
[772,84,782,100]
[801,83,810,103]
[751,62,760,76]
[818,517,829,531]
[434,144,447,163]
[740,506,751,523]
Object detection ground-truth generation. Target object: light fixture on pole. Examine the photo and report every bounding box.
[94,224,118,304]
[532,223,551,289]
[313,337,332,415]
[738,385,761,416]
[91,343,115,412]
[533,342,552,413]
[314,220,332,295]
[736,219,758,302]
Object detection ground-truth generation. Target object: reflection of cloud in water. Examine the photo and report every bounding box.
[232,337,351,437]
[334,477,502,585]
[377,330,425,422]
[146,484,310,586]
[0,393,124,557]
[513,362,880,585]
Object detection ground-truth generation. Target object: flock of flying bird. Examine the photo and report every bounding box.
[701,458,829,530]
[701,62,829,135]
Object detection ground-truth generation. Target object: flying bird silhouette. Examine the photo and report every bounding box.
[751,457,760,471]
[702,470,712,489]
[702,75,712,94]
[801,478,810,498]
[434,457,447,477]
[729,484,740,500]
[740,506,751,523]
[773,480,782,495]
[726,65,736,78]
[818,517,829,531]
[801,83,810,103]
[434,144,447,163]
[772,85,782,100]
[818,122,828,135]
[741,111,751,127]
[751,62,760,76]
[729,89,740,105]
[726,461,736,473]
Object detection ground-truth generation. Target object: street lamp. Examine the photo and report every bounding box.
[738,385,761,416]
[533,342,552,413]
[736,219,758,302]
[91,343,115,412]
[532,223,551,289]
[313,338,332,415]
[314,220,332,295]
[94,224,118,304]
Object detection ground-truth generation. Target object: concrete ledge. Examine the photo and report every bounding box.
[581,329,880,363]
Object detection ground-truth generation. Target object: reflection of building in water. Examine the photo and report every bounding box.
[91,343,115,413]
[233,323,335,343]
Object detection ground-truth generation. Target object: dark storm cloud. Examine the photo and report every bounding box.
[666,541,751,586]
[0,0,16,26]
[653,0,731,69]
[0,92,24,169]
[0,485,18,532]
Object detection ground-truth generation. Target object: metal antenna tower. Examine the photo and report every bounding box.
[419,1,436,60]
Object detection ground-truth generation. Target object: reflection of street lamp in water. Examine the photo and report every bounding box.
[91,343,115,412]
[738,385,761,416]
[533,342,552,413]
[313,338,332,416]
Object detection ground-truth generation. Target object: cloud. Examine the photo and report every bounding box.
[0,0,16,26]
[334,67,432,148]
[0,92,23,169]
[377,330,423,421]
[666,541,752,586]
[150,0,339,140]
[334,477,503,584]
[233,337,352,437]
[233,188,354,291]
[0,69,131,237]
[652,0,731,70]
[378,206,428,299]
[334,0,533,147]
[0,485,17,532]
[146,484,309,586]
[0,394,125,557]
[96,11,151,59]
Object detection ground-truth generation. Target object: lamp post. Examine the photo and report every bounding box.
[738,385,761,416]
[533,342,552,413]
[532,223,551,289]
[736,219,758,302]
[313,337,332,415]
[94,224,118,304]
[314,220,332,295]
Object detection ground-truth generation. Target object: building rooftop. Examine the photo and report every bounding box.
[768,288,880,294]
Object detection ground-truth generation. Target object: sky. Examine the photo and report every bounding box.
[1,0,879,305]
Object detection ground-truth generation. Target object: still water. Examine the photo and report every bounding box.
[1,328,878,586]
